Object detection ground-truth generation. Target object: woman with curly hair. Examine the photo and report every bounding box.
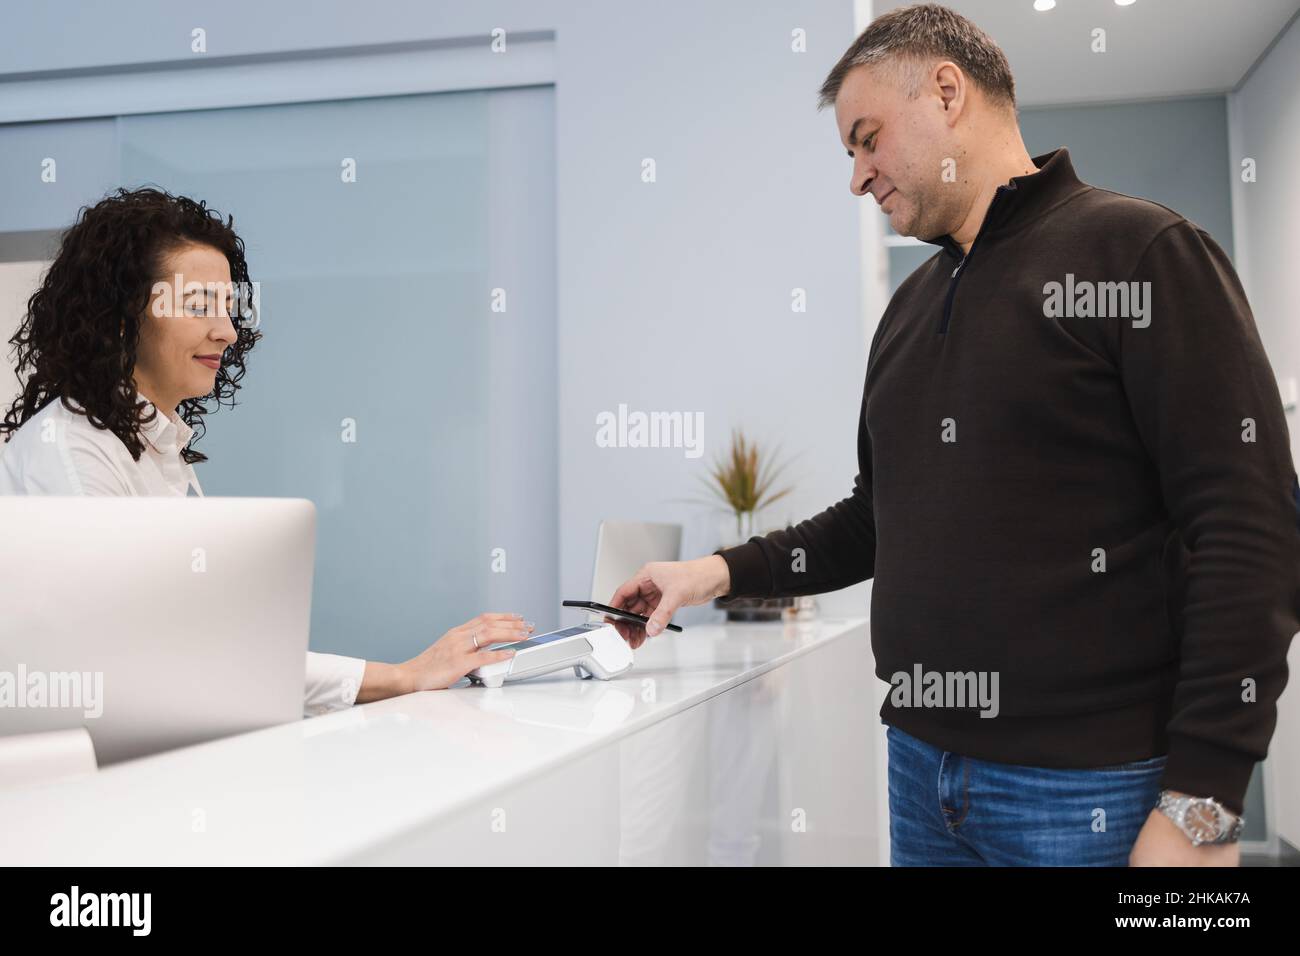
[0,186,527,716]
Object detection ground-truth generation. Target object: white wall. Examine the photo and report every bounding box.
[1228,11,1300,851]
[544,1,879,620]
[0,261,46,414]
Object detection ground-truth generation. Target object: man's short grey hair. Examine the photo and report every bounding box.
[817,3,1017,113]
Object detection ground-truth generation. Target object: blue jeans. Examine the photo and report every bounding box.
[887,724,1166,866]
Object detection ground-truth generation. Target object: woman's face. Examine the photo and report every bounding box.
[133,242,238,414]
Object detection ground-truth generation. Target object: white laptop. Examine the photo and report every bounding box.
[588,520,682,608]
[0,497,315,765]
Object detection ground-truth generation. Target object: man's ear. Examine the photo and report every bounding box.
[933,61,965,121]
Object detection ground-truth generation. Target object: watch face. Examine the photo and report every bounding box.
[1185,800,1225,841]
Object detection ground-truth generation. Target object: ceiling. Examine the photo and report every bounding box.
[875,0,1300,106]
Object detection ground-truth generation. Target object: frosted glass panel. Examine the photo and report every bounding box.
[119,93,493,662]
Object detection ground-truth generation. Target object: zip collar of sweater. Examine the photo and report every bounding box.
[920,146,1090,260]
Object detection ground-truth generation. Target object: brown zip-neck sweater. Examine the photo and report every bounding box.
[717,147,1300,816]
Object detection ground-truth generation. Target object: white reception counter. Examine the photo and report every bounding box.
[0,616,883,865]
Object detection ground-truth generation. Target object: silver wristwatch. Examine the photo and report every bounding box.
[1157,790,1244,845]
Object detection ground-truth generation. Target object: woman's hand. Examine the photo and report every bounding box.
[398,613,534,693]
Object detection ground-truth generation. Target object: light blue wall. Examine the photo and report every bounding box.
[0,118,120,232]
[118,94,496,663]
[1020,96,1234,256]
[0,89,561,666]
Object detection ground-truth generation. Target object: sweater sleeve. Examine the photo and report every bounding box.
[714,369,878,600]
[1118,220,1300,815]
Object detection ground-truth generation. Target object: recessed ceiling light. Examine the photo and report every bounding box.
[1034,0,1056,10]
[1115,0,1137,6]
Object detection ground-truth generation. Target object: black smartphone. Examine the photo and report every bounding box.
[562,600,684,632]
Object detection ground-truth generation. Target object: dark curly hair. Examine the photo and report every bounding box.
[0,186,260,464]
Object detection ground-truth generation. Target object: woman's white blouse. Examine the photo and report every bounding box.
[0,394,366,717]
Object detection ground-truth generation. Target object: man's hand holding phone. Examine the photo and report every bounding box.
[606,555,732,648]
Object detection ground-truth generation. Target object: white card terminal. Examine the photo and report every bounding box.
[466,621,633,688]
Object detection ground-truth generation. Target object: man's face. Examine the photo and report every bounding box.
[834,61,964,241]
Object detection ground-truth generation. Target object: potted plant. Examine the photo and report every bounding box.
[694,428,797,622]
